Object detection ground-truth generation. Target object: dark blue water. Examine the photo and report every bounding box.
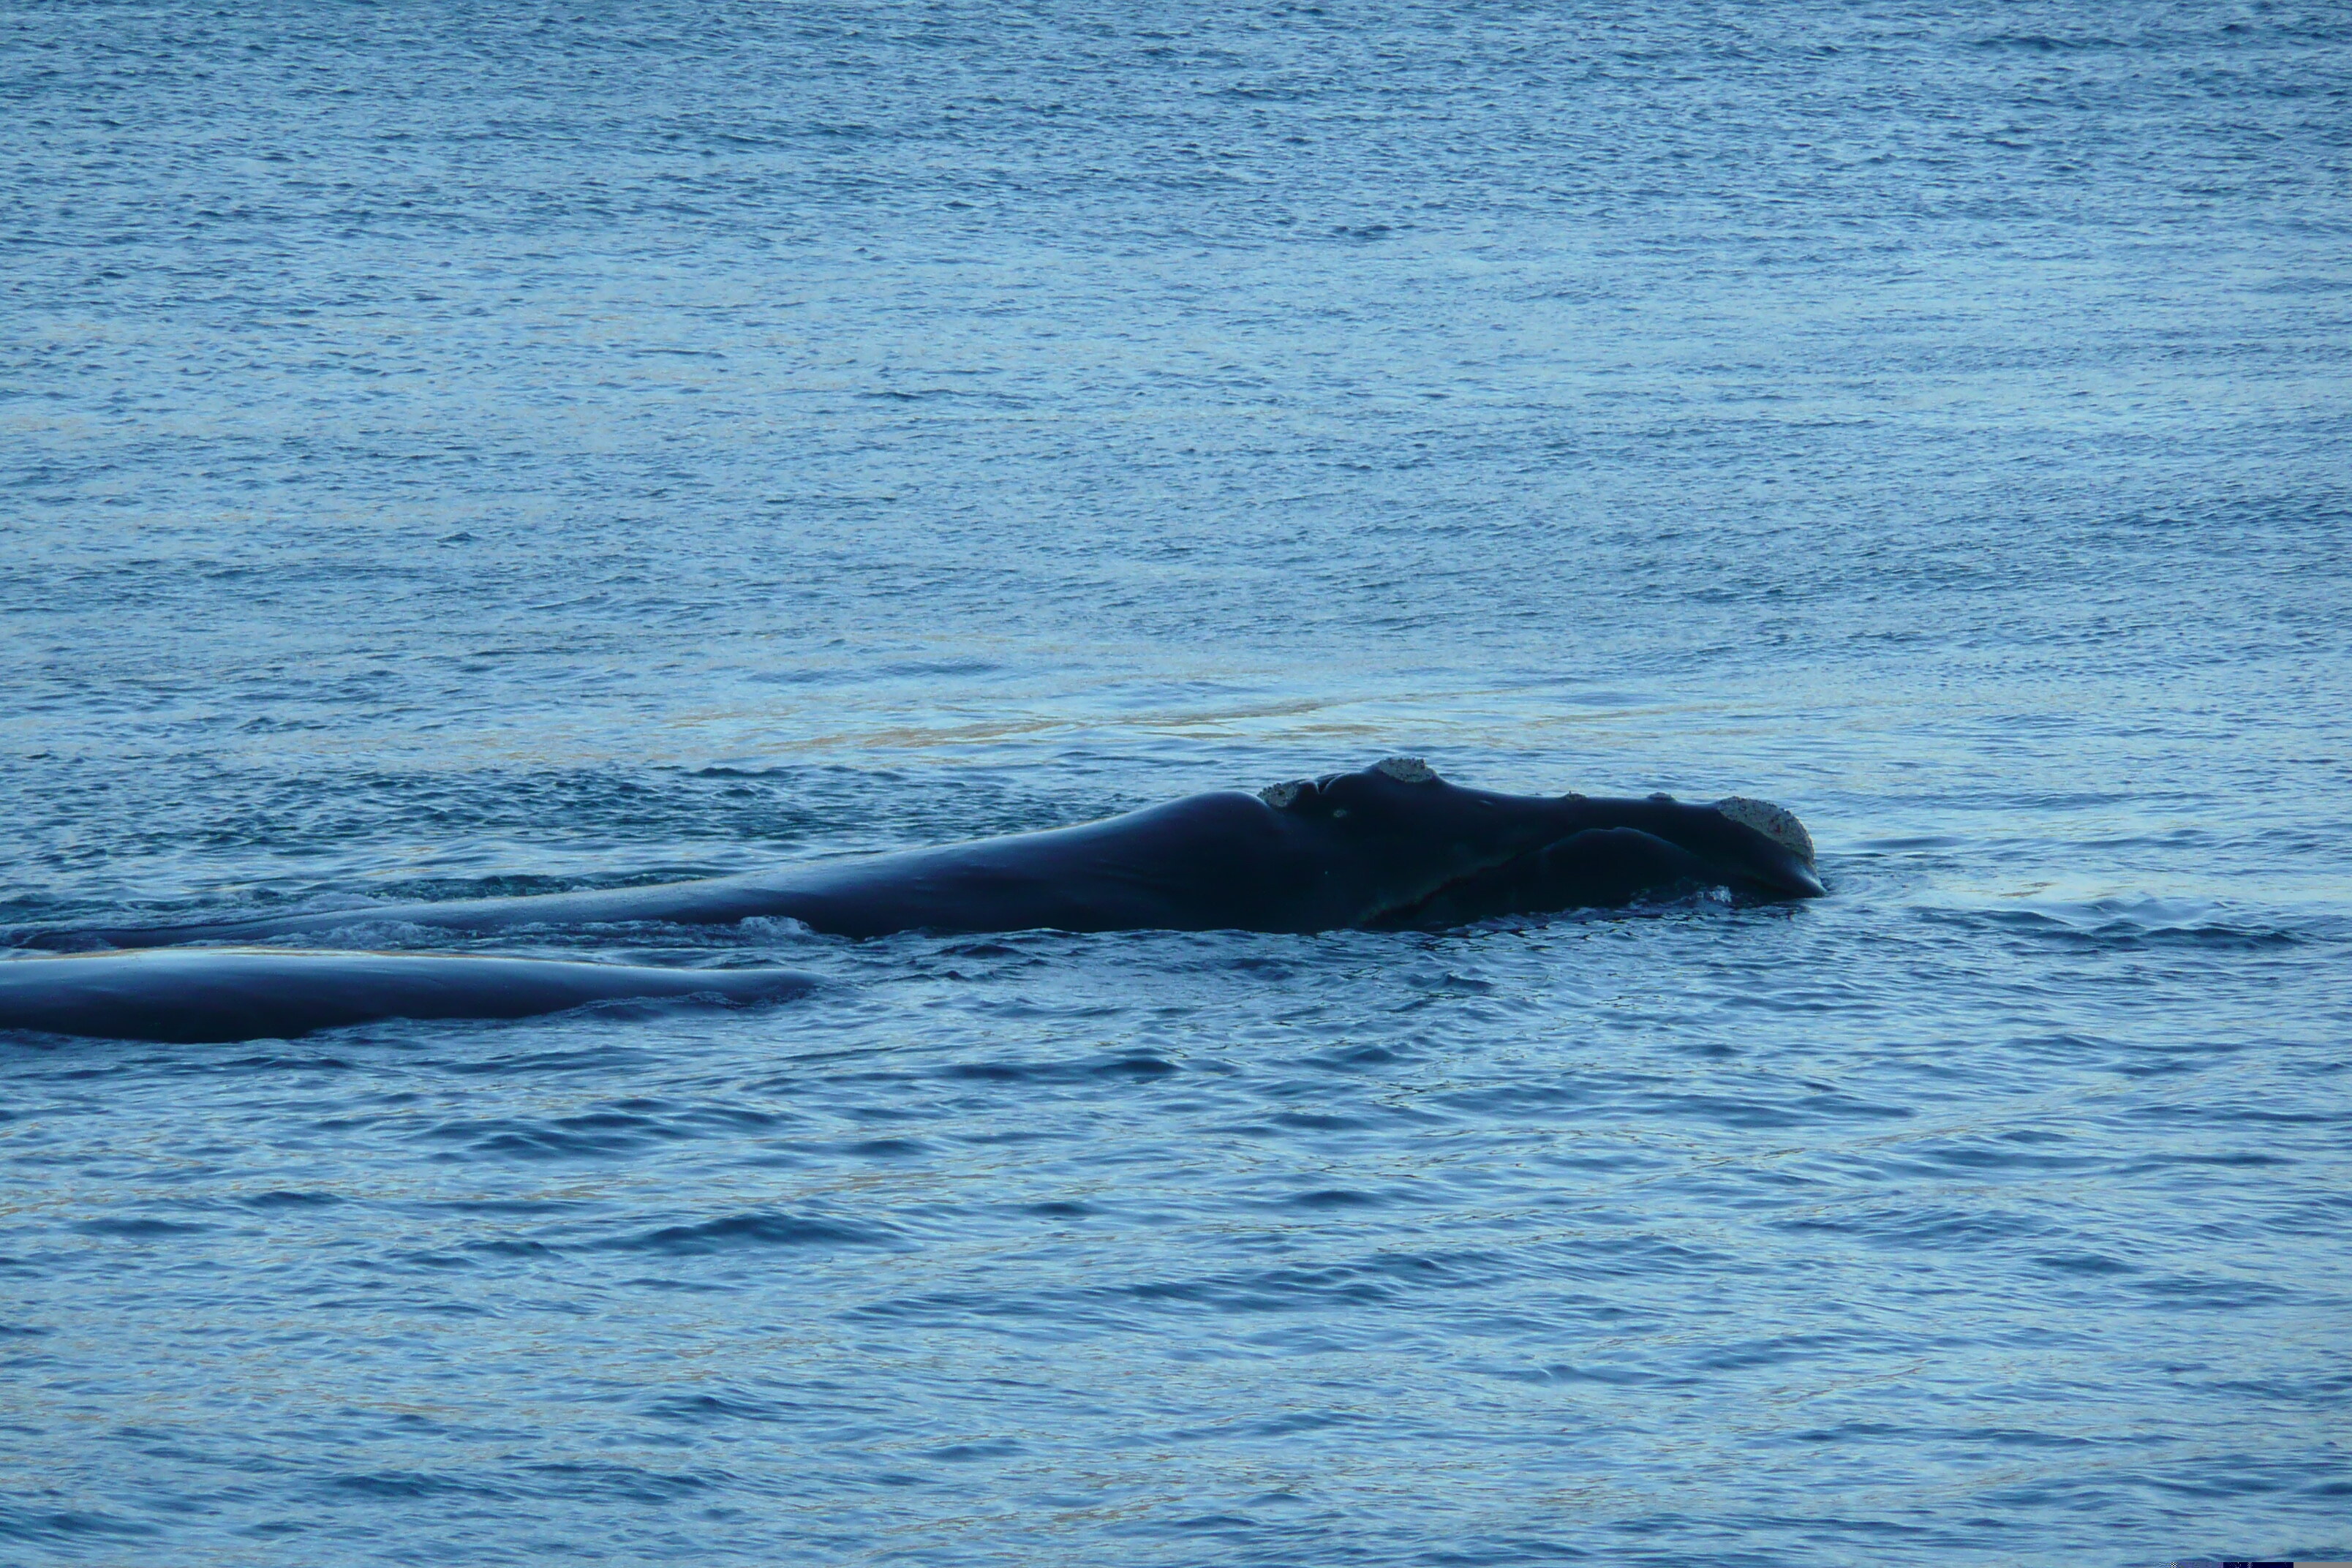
[4,1,2348,1562]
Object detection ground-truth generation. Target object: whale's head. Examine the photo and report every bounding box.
[1256,757,1823,927]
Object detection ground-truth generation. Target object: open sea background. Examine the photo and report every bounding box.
[3,1,2348,1563]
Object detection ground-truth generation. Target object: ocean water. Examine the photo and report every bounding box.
[3,0,2348,1562]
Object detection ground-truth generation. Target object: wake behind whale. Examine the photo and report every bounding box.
[5,759,1823,1041]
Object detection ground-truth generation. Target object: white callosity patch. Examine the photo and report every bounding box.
[1711,796,1816,867]
[1259,780,1307,809]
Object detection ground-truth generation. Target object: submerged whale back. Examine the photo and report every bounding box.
[0,950,820,1043]
[54,790,1322,948]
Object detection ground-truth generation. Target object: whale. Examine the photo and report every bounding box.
[0,949,821,1043]
[28,758,1823,951]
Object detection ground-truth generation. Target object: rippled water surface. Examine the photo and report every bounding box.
[4,1,2349,1563]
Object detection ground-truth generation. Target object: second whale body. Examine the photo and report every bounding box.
[0,950,821,1043]
[50,758,1824,949]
